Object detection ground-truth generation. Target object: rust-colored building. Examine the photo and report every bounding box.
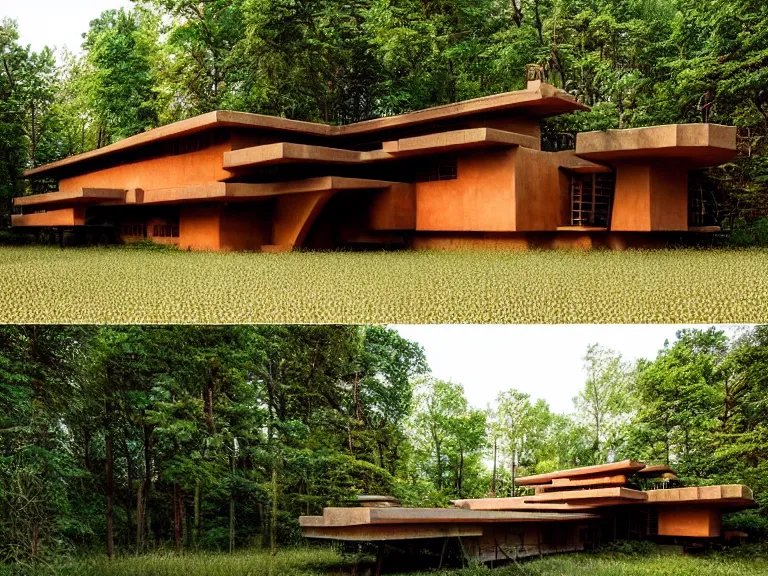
[300,461,755,570]
[14,81,737,251]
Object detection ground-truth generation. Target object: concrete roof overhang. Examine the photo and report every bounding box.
[24,82,587,179]
[13,177,394,211]
[575,123,737,167]
[13,188,126,208]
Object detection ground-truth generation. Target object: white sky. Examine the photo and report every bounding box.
[391,325,749,415]
[2,0,134,55]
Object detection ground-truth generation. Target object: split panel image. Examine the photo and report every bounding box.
[2,323,766,575]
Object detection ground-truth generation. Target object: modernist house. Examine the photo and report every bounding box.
[14,81,738,251]
[300,460,755,570]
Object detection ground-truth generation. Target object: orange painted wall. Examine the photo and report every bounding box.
[368,183,416,231]
[657,507,721,538]
[611,162,689,232]
[415,149,516,231]
[611,163,652,231]
[651,164,688,230]
[59,142,234,193]
[514,148,570,230]
[11,207,86,227]
[179,204,222,251]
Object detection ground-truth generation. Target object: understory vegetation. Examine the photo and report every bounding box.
[1,0,768,238]
[1,546,768,576]
[2,325,767,570]
[0,247,766,324]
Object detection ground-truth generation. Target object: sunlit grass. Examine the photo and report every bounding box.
[0,246,766,323]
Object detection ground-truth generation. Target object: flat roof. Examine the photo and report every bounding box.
[25,82,586,178]
[516,460,646,486]
[575,124,737,166]
[301,507,598,527]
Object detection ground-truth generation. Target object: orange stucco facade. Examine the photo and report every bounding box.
[15,82,738,251]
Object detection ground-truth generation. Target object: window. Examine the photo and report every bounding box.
[427,157,458,181]
[121,223,146,237]
[153,224,180,238]
[688,170,719,227]
[570,172,615,227]
[418,157,458,182]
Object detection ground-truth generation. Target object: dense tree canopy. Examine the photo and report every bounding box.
[2,325,767,566]
[0,0,767,233]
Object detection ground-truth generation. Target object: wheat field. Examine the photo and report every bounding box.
[0,246,766,324]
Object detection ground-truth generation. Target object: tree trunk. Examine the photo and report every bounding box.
[194,484,201,547]
[173,483,184,552]
[270,464,278,556]
[491,438,497,496]
[105,424,115,559]
[136,481,144,554]
[141,423,153,551]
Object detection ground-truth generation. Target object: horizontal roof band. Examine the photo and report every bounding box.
[575,124,737,166]
[14,178,395,210]
[223,128,540,169]
[25,83,585,178]
[14,188,126,208]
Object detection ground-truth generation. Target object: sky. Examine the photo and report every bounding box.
[390,324,749,415]
[2,0,133,55]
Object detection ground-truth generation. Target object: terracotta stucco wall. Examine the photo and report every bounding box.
[650,164,688,230]
[415,149,516,231]
[179,204,223,251]
[514,148,570,230]
[59,142,234,194]
[611,162,688,231]
[611,163,653,231]
[657,506,721,538]
[368,184,416,231]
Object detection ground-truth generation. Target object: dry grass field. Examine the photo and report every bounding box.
[0,246,766,324]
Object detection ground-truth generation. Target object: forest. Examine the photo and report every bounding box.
[1,324,767,569]
[1,0,767,241]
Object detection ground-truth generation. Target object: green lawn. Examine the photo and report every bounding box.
[0,246,767,323]
[4,548,767,576]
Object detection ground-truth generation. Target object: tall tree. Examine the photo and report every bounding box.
[573,344,634,464]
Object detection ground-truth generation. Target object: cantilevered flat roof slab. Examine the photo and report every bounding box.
[388,127,540,154]
[516,460,646,486]
[25,82,587,179]
[141,177,396,204]
[303,507,598,527]
[300,506,598,541]
[13,188,126,209]
[451,496,595,512]
[223,128,540,170]
[575,124,737,166]
[524,487,648,504]
[645,485,755,508]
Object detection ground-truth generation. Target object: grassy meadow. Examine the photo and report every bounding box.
[0,246,766,323]
[4,547,768,576]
